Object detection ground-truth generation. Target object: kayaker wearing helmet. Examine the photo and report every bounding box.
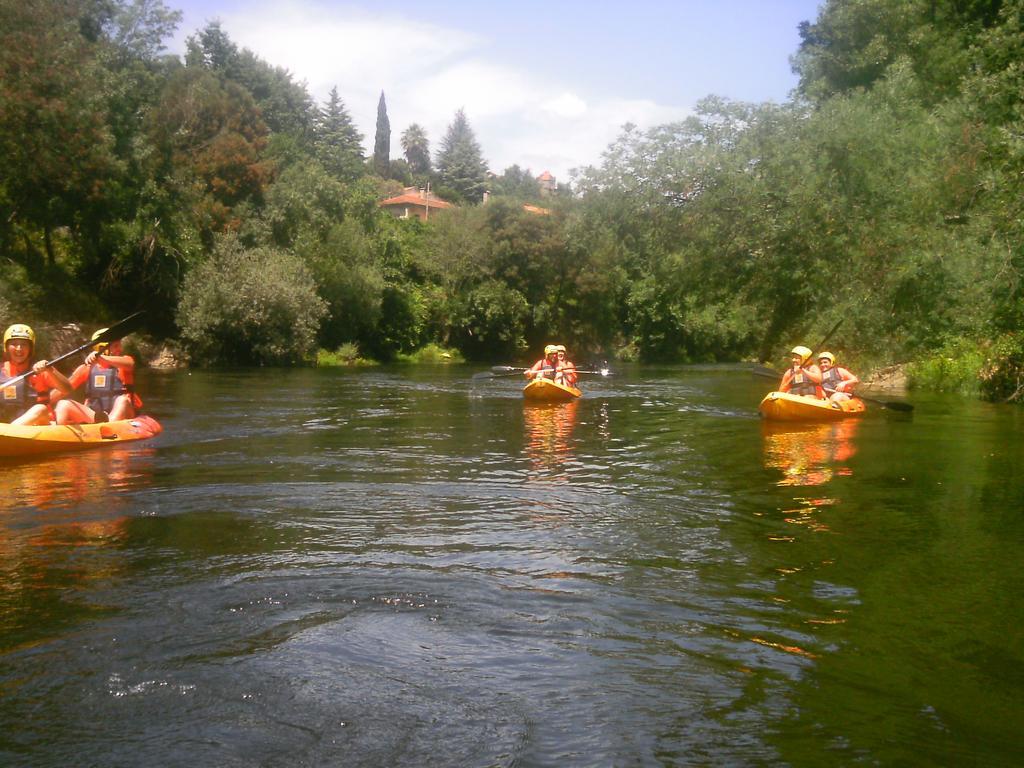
[55,329,142,424]
[817,351,859,403]
[554,345,577,386]
[526,344,561,381]
[779,345,824,398]
[0,324,74,425]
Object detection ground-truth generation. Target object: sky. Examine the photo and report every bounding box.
[167,1,824,183]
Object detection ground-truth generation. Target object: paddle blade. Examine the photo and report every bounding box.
[882,400,915,412]
[752,365,782,379]
[490,365,524,373]
[93,311,145,345]
[471,371,496,380]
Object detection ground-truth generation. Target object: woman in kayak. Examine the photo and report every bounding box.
[778,345,824,398]
[56,329,141,424]
[554,345,577,387]
[0,324,74,425]
[817,351,859,402]
[526,345,560,381]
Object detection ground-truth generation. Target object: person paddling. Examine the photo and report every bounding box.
[817,351,859,403]
[526,345,560,381]
[0,324,74,425]
[778,345,824,398]
[55,329,142,424]
[554,345,577,386]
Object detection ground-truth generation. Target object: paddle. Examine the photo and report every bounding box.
[825,387,914,412]
[472,369,527,380]
[473,365,613,380]
[2,311,146,390]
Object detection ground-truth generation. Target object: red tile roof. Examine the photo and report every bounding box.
[379,193,454,208]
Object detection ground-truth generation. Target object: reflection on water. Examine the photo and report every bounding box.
[0,448,158,653]
[523,400,578,478]
[762,419,859,487]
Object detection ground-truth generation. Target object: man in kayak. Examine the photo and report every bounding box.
[55,328,142,424]
[0,324,75,425]
[554,345,578,387]
[817,351,859,402]
[778,345,824,398]
[526,345,560,381]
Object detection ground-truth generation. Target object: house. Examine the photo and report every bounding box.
[378,187,455,221]
[537,170,556,195]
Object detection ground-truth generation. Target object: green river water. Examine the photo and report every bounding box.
[0,365,1021,766]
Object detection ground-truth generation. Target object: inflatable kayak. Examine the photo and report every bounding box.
[523,378,582,402]
[0,415,162,458]
[759,391,865,422]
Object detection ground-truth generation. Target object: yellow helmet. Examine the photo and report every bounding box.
[3,324,35,348]
[818,351,835,365]
[790,345,812,363]
[91,327,111,352]
[544,344,558,355]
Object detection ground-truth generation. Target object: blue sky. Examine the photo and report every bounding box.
[167,1,823,182]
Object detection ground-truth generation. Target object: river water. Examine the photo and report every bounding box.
[0,366,1021,767]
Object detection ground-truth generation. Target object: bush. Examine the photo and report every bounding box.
[979,333,1024,403]
[177,235,326,365]
[906,338,986,393]
[317,343,376,366]
[396,344,464,364]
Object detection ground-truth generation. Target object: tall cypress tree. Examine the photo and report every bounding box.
[373,90,390,178]
[436,108,488,203]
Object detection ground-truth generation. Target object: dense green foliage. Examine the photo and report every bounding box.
[1,0,1022,399]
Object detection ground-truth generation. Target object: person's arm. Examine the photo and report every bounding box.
[33,361,73,396]
[779,369,794,392]
[87,350,135,371]
[525,360,542,379]
[562,362,577,384]
[836,368,859,392]
[803,364,823,384]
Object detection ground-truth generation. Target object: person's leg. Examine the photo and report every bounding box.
[108,394,135,422]
[11,403,53,426]
[55,399,96,425]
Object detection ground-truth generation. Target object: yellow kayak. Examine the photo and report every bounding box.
[0,415,162,458]
[759,391,865,422]
[523,378,582,402]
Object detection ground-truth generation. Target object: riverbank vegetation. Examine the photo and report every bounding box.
[1,0,1022,401]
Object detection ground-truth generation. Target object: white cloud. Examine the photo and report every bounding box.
[179,0,692,183]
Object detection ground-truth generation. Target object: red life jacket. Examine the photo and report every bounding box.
[0,361,49,421]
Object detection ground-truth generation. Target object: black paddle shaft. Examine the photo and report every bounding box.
[3,311,145,389]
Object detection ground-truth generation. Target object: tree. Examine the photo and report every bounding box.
[315,86,364,181]
[185,21,316,139]
[373,90,390,178]
[491,165,541,200]
[401,123,431,176]
[436,109,488,203]
[177,234,326,365]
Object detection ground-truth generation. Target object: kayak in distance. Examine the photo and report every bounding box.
[0,415,162,458]
[523,378,582,402]
[758,391,866,422]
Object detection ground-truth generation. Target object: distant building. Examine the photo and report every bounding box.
[378,187,455,221]
[537,170,556,195]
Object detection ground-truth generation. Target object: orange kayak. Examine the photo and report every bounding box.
[0,415,162,458]
[523,379,582,402]
[759,391,865,422]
